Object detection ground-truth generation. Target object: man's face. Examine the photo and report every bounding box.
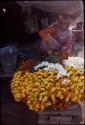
[59,16,70,30]
[77,22,83,29]
[60,20,69,30]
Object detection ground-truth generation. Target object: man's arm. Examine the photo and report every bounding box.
[38,26,56,42]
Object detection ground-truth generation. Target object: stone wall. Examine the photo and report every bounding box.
[38,104,84,125]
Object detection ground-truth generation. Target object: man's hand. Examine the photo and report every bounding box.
[48,50,52,55]
[46,40,52,48]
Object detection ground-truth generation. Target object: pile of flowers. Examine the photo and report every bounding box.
[18,59,38,71]
[53,51,71,59]
[63,56,84,71]
[11,56,84,111]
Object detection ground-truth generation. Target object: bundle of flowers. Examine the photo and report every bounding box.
[11,56,84,112]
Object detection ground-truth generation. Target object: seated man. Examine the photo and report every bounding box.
[38,15,72,55]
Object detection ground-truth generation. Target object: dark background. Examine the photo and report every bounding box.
[0,2,39,125]
[0,1,40,48]
[1,78,38,125]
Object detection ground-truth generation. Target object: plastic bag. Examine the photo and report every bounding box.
[0,46,17,74]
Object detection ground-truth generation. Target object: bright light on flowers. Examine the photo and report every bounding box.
[63,56,84,71]
[34,61,69,79]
